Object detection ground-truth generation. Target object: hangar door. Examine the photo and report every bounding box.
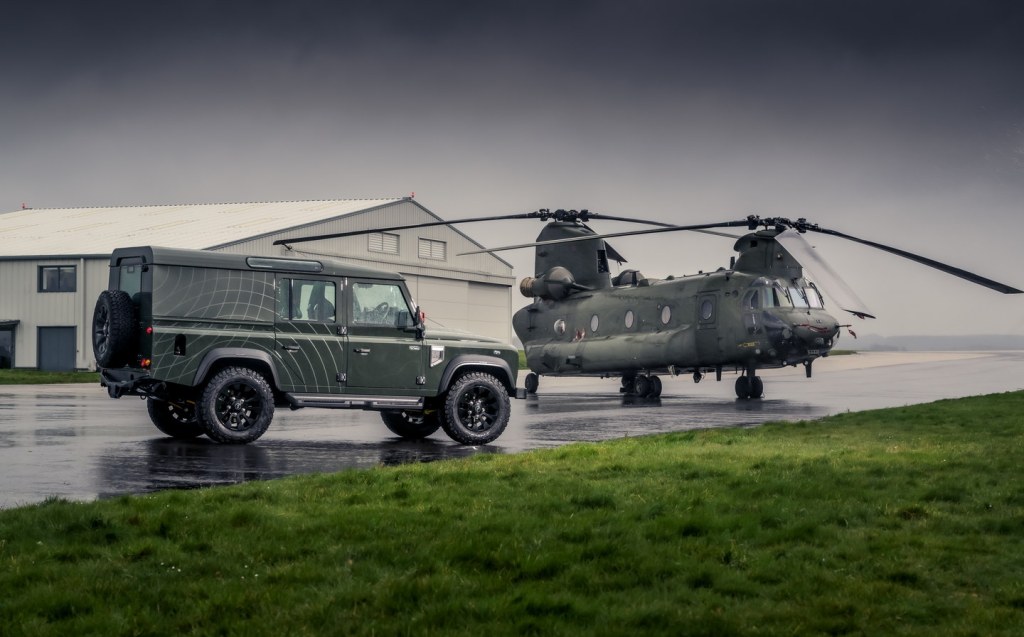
[406,276,510,343]
[38,327,76,371]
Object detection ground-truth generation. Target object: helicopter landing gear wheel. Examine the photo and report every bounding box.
[750,375,764,398]
[621,375,635,393]
[524,372,539,394]
[735,375,764,399]
[648,375,662,398]
[633,375,651,397]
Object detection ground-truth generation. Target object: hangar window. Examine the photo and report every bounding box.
[418,238,447,261]
[38,265,76,293]
[369,232,400,255]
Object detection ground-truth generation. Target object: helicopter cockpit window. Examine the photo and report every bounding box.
[352,282,413,327]
[788,287,809,309]
[769,285,792,308]
[805,287,824,309]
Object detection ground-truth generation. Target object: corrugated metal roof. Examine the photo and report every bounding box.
[0,199,406,257]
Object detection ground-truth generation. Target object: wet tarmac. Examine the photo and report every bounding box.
[2,351,1023,509]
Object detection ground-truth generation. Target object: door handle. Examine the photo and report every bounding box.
[354,348,371,355]
[282,344,300,352]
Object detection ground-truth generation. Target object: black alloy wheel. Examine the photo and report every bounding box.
[147,397,205,439]
[381,409,442,439]
[441,372,510,445]
[199,367,274,444]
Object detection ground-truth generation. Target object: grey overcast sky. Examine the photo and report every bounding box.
[3,0,1023,337]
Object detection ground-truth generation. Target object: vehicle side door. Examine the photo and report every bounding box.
[344,279,425,392]
[274,276,347,394]
[696,291,722,364]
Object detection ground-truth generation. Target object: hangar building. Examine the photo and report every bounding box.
[0,198,514,371]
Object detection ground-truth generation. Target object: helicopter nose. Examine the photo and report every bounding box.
[791,319,840,349]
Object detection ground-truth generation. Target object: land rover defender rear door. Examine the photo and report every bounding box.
[344,279,424,391]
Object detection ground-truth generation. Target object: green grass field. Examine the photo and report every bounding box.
[0,370,99,385]
[2,391,1023,636]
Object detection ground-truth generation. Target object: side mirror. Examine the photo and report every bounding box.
[402,306,426,339]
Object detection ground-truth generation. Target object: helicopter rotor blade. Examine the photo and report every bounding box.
[272,212,541,246]
[458,219,755,255]
[273,208,741,247]
[774,230,876,319]
[802,225,1023,295]
[585,214,741,239]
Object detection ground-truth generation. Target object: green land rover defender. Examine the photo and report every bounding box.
[92,246,522,445]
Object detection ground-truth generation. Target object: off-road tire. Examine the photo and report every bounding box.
[92,290,136,367]
[198,367,274,444]
[147,397,205,439]
[381,409,442,439]
[440,372,510,445]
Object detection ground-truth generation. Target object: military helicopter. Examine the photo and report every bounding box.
[275,210,1021,400]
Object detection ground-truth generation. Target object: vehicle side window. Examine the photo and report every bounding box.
[278,278,336,322]
[352,282,413,327]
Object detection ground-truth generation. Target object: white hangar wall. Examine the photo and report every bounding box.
[0,256,109,371]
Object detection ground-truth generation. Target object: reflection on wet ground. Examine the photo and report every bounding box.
[2,351,1023,508]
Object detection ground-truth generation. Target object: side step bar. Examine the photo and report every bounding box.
[285,393,424,410]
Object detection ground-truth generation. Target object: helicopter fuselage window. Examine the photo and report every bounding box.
[624,310,635,329]
[699,299,714,320]
[590,314,599,332]
[554,319,566,335]
[660,306,671,325]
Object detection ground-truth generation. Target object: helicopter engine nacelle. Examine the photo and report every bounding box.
[520,266,580,300]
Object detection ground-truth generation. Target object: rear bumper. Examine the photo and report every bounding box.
[99,367,159,398]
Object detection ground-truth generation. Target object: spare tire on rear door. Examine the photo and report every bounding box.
[92,290,136,367]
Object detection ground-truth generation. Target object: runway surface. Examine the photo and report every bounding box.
[2,351,1022,509]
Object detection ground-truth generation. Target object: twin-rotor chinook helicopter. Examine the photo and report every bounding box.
[277,210,1021,400]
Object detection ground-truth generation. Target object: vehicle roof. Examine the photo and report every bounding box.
[111,246,405,281]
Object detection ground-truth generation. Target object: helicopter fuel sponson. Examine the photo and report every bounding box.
[274,209,1021,401]
[512,224,841,399]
